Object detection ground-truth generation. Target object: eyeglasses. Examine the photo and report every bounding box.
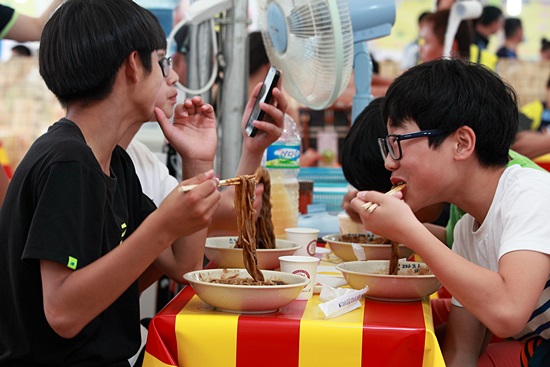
[378,129,443,161]
[158,56,173,77]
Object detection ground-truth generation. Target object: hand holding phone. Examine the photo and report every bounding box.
[245,65,281,137]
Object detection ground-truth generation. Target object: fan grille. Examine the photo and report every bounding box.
[258,0,354,110]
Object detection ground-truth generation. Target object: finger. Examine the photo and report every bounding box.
[183,98,197,115]
[271,87,288,115]
[251,119,281,136]
[191,95,205,110]
[172,103,188,118]
[258,100,284,125]
[155,107,172,135]
[179,170,216,187]
[200,103,216,119]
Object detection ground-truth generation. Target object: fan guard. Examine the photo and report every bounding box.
[258,0,354,110]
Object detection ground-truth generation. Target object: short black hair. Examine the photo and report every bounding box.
[383,58,518,167]
[476,5,503,26]
[341,98,392,192]
[504,18,522,39]
[39,0,166,108]
[248,31,270,75]
[542,37,550,52]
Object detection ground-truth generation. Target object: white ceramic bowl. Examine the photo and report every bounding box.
[322,233,414,262]
[183,269,309,313]
[204,237,301,269]
[336,260,441,301]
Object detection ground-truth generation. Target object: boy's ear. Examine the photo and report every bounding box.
[124,51,141,82]
[453,125,476,161]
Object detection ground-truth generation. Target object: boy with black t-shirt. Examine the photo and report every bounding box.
[0,1,222,365]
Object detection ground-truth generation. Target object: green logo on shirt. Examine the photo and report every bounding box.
[120,222,127,245]
[67,256,78,270]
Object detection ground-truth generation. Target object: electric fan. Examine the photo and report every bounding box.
[258,0,395,121]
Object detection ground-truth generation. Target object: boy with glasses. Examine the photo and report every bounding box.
[350,58,550,367]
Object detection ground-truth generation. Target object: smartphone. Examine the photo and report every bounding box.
[245,65,281,137]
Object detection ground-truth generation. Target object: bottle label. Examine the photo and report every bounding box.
[265,143,300,169]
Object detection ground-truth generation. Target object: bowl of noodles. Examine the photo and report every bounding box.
[204,237,301,269]
[322,233,414,262]
[183,268,309,313]
[336,260,441,301]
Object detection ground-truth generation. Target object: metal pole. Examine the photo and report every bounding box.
[219,0,248,178]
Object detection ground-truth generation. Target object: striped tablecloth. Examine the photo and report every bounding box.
[143,285,445,367]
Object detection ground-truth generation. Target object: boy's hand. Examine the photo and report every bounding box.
[156,170,221,239]
[350,190,418,244]
[155,96,217,163]
[241,80,288,156]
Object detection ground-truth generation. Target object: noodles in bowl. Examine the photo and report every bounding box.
[183,269,309,313]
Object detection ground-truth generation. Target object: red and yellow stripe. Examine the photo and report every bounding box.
[144,286,445,367]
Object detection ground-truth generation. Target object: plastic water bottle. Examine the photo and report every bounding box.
[263,114,301,238]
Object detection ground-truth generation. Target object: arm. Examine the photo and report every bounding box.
[208,82,287,235]
[4,0,64,42]
[510,130,550,159]
[443,305,488,367]
[350,190,550,338]
[152,97,219,280]
[41,171,220,338]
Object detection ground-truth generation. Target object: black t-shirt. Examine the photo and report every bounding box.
[0,119,156,366]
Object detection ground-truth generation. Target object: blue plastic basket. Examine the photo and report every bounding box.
[298,167,349,213]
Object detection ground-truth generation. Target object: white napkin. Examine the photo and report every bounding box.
[318,285,368,319]
[352,243,366,261]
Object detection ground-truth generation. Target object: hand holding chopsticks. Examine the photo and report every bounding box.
[361,183,406,213]
[178,175,256,193]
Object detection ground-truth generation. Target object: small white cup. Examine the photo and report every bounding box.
[279,255,320,300]
[285,227,319,257]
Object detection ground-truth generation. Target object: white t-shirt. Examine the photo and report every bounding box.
[126,139,179,206]
[452,164,550,340]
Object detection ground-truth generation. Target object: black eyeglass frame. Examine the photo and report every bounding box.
[158,56,173,78]
[378,129,443,161]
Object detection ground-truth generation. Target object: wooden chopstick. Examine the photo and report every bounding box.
[361,183,406,213]
[177,175,256,193]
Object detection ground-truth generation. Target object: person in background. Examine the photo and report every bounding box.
[418,9,473,63]
[0,1,63,41]
[520,74,550,134]
[10,44,31,58]
[172,23,190,88]
[417,8,550,161]
[401,11,432,71]
[0,0,64,206]
[540,37,550,61]
[496,18,523,59]
[472,5,504,52]
[0,1,225,365]
[350,58,550,367]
